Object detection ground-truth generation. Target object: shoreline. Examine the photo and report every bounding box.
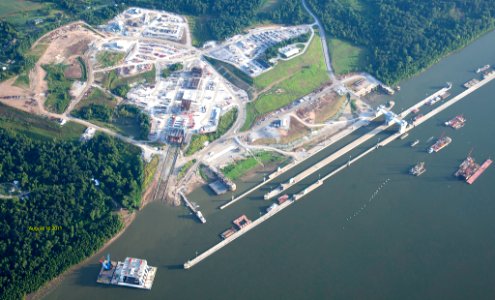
[26,164,160,300]
[236,156,290,182]
[26,211,137,300]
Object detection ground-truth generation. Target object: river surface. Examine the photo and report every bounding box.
[46,30,495,300]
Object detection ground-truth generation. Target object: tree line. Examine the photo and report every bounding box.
[0,129,144,299]
[1,0,311,82]
[73,103,151,140]
[308,0,495,84]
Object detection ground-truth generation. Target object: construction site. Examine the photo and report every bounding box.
[126,60,237,143]
[0,7,396,214]
[100,7,188,44]
[207,25,312,76]
[0,22,102,114]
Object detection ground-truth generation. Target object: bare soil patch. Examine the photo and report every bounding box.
[278,116,311,144]
[64,58,83,79]
[295,91,346,124]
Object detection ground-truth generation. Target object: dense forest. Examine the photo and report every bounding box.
[0,129,144,299]
[308,0,495,84]
[0,0,309,81]
[72,104,151,140]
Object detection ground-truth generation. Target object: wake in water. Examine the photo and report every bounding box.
[342,178,391,229]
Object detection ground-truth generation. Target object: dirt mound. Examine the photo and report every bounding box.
[65,39,90,57]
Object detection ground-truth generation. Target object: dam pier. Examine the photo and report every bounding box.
[183,71,495,269]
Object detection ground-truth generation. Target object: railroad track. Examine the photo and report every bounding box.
[152,145,180,202]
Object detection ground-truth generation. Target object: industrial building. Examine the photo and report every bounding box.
[207,25,311,77]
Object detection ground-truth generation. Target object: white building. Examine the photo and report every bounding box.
[81,127,96,141]
[279,45,300,58]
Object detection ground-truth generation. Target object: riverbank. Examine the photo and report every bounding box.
[26,157,162,300]
[26,211,136,300]
[42,23,495,300]
[222,151,287,181]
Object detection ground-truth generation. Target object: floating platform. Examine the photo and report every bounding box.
[467,159,492,184]
[97,257,157,290]
[464,78,480,89]
[179,191,206,223]
[233,215,252,229]
[96,261,117,285]
[209,180,228,195]
[220,227,237,239]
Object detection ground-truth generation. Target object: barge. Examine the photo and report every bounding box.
[445,115,466,129]
[97,255,157,290]
[428,136,452,153]
[467,159,492,184]
[410,162,426,176]
[476,64,490,73]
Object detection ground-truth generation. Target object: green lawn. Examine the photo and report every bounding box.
[43,64,74,114]
[12,39,50,89]
[178,159,197,179]
[254,33,327,90]
[143,155,159,190]
[241,33,329,130]
[13,73,30,88]
[77,57,87,81]
[26,40,50,60]
[221,151,285,180]
[102,67,156,91]
[73,87,149,139]
[0,0,43,17]
[74,88,116,111]
[327,38,369,75]
[0,102,85,141]
[96,51,126,68]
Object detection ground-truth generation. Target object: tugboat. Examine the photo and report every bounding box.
[427,96,442,106]
[445,115,466,129]
[410,162,426,176]
[476,64,490,73]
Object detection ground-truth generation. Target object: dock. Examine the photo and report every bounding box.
[400,82,452,118]
[467,159,492,184]
[183,71,495,269]
[263,123,391,200]
[184,199,293,269]
[219,118,375,209]
[291,70,495,201]
[179,191,206,223]
[220,84,451,209]
[264,76,491,200]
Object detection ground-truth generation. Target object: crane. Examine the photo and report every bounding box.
[99,253,112,270]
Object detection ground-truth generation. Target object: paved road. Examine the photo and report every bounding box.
[174,55,249,190]
[301,0,336,83]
